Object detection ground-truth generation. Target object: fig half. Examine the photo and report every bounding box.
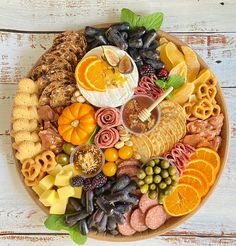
[103,47,120,67]
[118,55,133,74]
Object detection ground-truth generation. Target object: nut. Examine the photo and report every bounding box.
[117,125,125,131]
[120,136,130,142]
[76,96,86,103]
[74,90,81,97]
[124,140,133,146]
[71,96,77,103]
[134,153,141,160]
[115,141,125,149]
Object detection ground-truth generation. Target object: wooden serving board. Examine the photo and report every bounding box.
[12,25,230,242]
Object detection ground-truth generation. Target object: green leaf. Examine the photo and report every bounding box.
[156,79,167,89]
[44,215,66,231]
[120,8,140,28]
[139,12,164,30]
[69,225,87,245]
[166,75,185,89]
[86,125,100,144]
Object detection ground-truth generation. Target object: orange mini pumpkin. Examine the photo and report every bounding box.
[58,103,97,145]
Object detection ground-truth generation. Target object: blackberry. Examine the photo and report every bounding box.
[70,176,84,187]
[139,65,156,77]
[92,172,108,189]
[84,178,93,191]
[157,68,168,81]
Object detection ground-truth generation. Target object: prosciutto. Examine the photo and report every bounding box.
[95,107,121,129]
[134,75,164,100]
[37,105,59,122]
[165,143,195,176]
[94,128,119,149]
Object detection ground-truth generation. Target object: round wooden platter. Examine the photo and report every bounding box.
[12,24,230,242]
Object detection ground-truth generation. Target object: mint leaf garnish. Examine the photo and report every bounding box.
[120,8,140,29]
[166,75,185,89]
[69,225,87,245]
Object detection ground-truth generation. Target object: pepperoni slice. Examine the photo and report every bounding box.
[117,212,136,236]
[130,208,148,232]
[145,205,167,230]
[94,127,119,149]
[139,194,158,214]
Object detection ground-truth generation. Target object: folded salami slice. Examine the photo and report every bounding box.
[94,128,119,149]
[95,107,121,129]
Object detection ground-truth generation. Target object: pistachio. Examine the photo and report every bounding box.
[115,141,125,149]
[76,96,86,103]
[120,136,130,142]
[124,140,133,146]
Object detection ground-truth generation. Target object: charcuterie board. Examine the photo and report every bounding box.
[11,8,230,244]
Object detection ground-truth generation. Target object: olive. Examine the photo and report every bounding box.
[154,166,161,174]
[144,175,153,184]
[161,170,169,179]
[63,143,75,155]
[160,160,170,169]
[139,49,159,60]
[137,179,145,187]
[154,158,160,164]
[148,190,157,200]
[171,174,178,181]
[163,188,171,196]
[110,22,130,31]
[158,193,165,204]
[168,166,177,175]
[143,29,157,49]
[148,160,156,167]
[129,26,146,39]
[154,175,162,184]
[159,182,167,189]
[171,180,177,186]
[150,183,157,190]
[164,177,172,185]
[121,31,129,40]
[140,184,149,194]
[137,169,146,179]
[128,38,143,49]
[145,59,164,70]
[85,26,103,37]
[56,153,69,166]
[145,166,153,175]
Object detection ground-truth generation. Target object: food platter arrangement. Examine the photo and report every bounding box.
[11,8,229,244]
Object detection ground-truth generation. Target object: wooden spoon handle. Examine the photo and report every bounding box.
[147,86,174,112]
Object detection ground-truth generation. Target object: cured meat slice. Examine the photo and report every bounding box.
[118,159,140,169]
[117,213,136,236]
[139,194,158,214]
[94,128,119,149]
[37,105,59,122]
[130,209,147,232]
[117,165,139,178]
[95,107,121,129]
[145,205,167,230]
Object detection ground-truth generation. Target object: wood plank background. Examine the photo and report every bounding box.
[0,0,235,245]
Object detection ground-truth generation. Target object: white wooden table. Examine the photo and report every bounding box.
[0,1,236,245]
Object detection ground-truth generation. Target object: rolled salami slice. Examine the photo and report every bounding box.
[145,205,167,230]
[95,107,121,128]
[139,194,158,214]
[118,212,136,236]
[94,127,119,149]
[130,208,147,232]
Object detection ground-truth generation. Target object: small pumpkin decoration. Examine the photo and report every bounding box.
[58,103,97,145]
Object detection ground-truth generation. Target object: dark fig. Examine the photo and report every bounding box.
[94,180,112,196]
[107,216,117,231]
[103,47,120,67]
[97,213,108,232]
[65,210,89,227]
[86,36,95,43]
[105,191,129,203]
[79,219,89,235]
[95,34,108,45]
[129,26,146,39]
[85,26,103,37]
[128,48,142,62]
[93,209,105,224]
[139,49,159,60]
[110,22,130,31]
[143,29,157,49]
[124,194,139,205]
[128,38,143,49]
[145,59,164,70]
[110,229,119,235]
[121,31,129,40]
[113,210,125,225]
[118,55,133,74]
[69,198,82,212]
[121,180,137,193]
[111,175,130,193]
[106,28,128,50]
[81,190,86,208]
[148,40,159,50]
[87,215,96,229]
[87,39,100,50]
[136,59,144,67]
[86,190,94,214]
[115,204,133,214]
[96,196,115,215]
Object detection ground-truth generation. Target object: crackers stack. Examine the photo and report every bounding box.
[11,78,42,163]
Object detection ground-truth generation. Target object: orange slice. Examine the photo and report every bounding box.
[179,174,204,197]
[163,184,201,216]
[165,42,185,68]
[85,59,107,92]
[183,168,209,197]
[190,147,221,175]
[75,55,98,90]
[187,159,215,186]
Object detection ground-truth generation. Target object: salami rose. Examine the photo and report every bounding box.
[94,128,119,149]
[95,107,121,129]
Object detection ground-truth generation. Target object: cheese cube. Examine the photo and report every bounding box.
[32,184,45,196]
[39,175,55,190]
[54,170,73,187]
[57,186,75,200]
[39,190,59,207]
[49,199,68,214]
[62,164,79,176]
[72,187,82,199]
[47,165,63,176]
